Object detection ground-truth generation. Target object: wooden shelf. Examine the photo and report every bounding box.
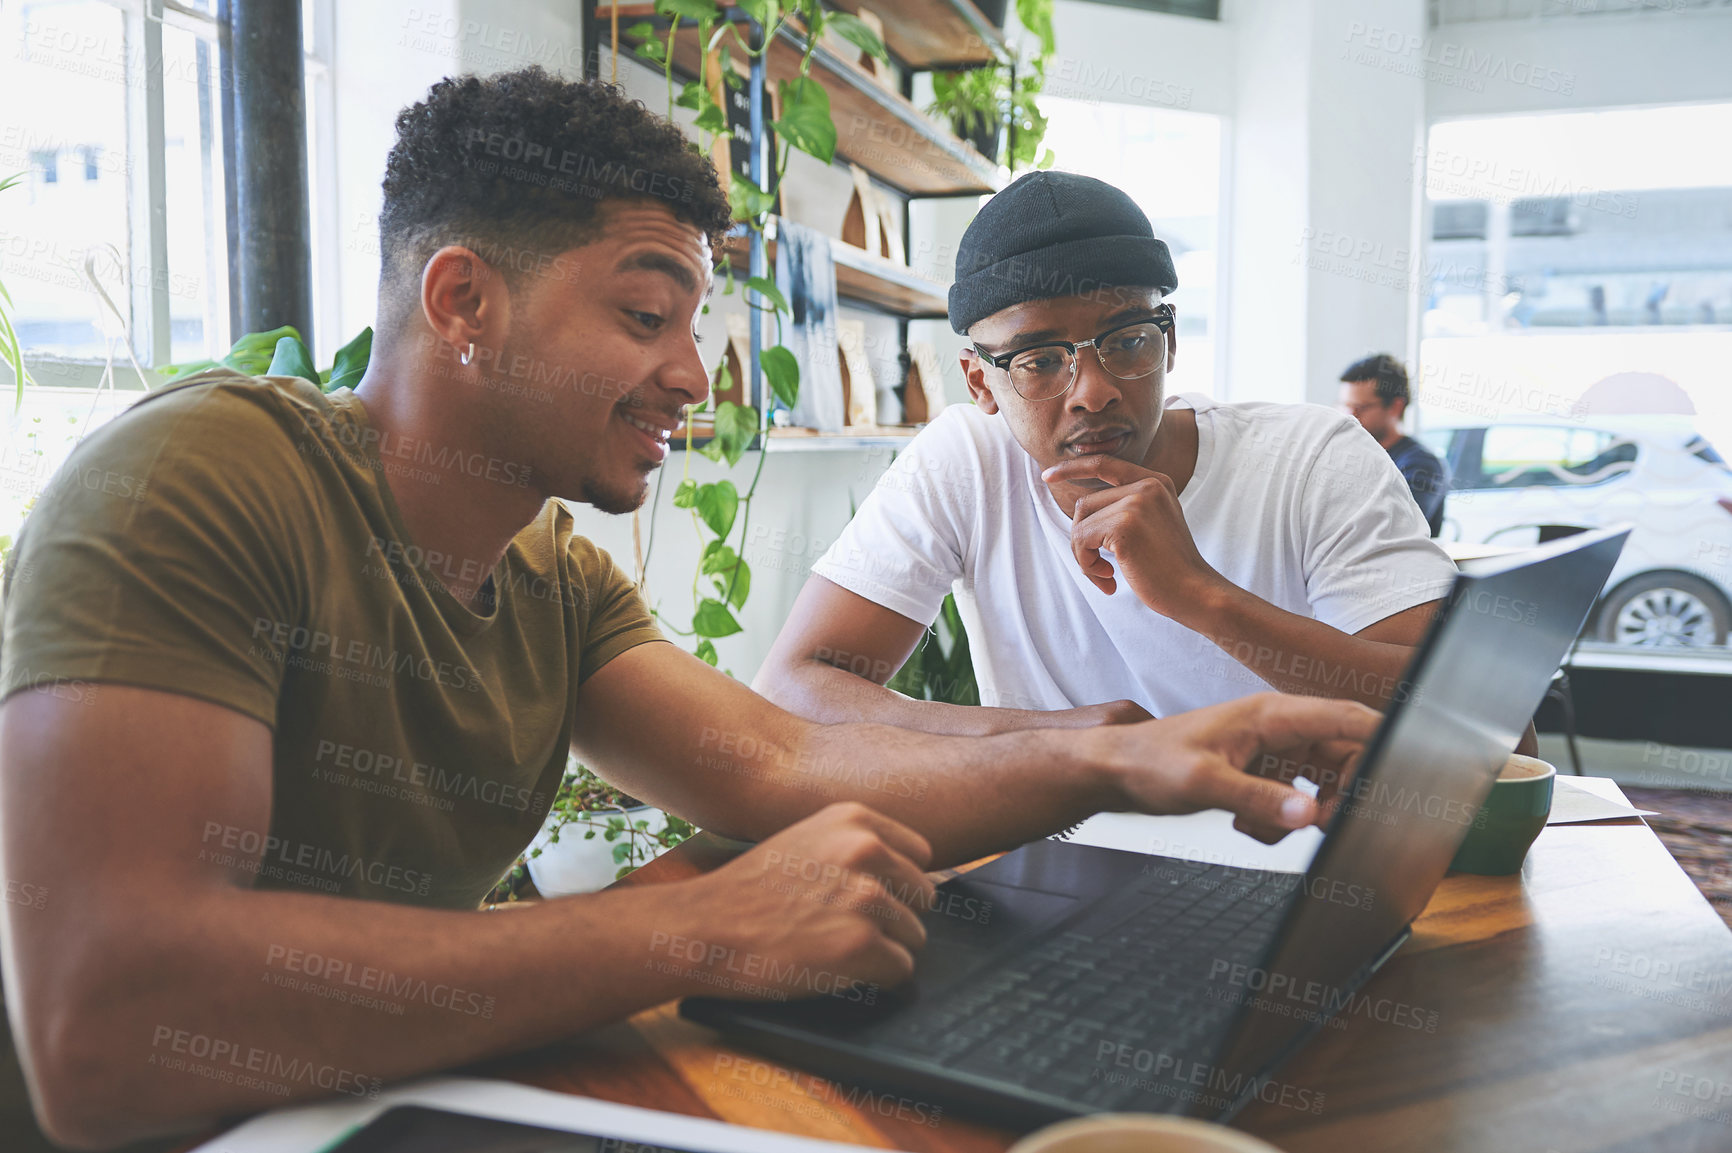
[599,5,1002,196]
[825,0,1006,69]
[721,220,949,318]
[763,426,922,451]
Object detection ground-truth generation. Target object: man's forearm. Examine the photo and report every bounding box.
[1187,585,1420,709]
[758,659,1100,737]
[33,881,712,1148]
[691,720,1119,867]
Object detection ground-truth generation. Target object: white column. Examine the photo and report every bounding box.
[1224,0,1427,407]
[1222,0,1312,406]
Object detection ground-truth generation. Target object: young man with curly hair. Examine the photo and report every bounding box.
[0,69,1375,1151]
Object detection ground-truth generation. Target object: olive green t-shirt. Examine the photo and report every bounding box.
[0,369,665,1148]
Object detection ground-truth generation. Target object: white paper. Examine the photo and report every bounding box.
[188,1076,884,1153]
[1546,774,1658,824]
[1056,809,1320,874]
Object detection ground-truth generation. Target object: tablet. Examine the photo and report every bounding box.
[322,1104,713,1153]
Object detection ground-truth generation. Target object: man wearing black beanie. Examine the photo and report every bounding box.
[758,171,1468,734]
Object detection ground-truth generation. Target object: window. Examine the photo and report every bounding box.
[30,149,58,184]
[1423,105,1732,334]
[3,0,331,368]
[1469,425,1637,490]
[1419,104,1732,654]
[2,0,228,364]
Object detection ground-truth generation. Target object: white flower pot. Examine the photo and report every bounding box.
[524,806,673,897]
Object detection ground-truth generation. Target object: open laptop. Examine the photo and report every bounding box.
[682,526,1631,1128]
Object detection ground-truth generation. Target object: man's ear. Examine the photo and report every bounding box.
[959,348,1000,414]
[1390,396,1408,423]
[421,245,510,362]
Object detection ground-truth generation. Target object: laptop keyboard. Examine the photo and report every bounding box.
[868,859,1298,1108]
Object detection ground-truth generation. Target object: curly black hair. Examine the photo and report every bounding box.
[377,66,732,330]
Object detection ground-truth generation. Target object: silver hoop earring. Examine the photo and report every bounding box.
[460,342,474,366]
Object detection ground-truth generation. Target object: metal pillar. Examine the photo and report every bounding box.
[748,19,766,416]
[229,0,314,349]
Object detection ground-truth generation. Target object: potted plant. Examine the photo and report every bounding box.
[927,0,1056,171]
[513,756,696,898]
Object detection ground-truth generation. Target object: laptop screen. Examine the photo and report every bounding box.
[1203,526,1630,1110]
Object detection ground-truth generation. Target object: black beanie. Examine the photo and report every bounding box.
[947,170,1178,335]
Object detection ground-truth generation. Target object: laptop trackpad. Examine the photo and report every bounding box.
[911,878,1082,996]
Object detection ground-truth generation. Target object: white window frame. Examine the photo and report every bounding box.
[304,0,338,363]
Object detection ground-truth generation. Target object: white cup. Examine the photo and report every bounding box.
[1007,1114,1286,1153]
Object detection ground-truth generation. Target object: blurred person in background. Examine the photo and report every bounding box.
[1339,353,1450,538]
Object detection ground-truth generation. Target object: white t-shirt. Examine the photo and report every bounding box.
[810,394,1458,719]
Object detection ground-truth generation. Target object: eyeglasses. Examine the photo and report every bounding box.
[971,305,1175,402]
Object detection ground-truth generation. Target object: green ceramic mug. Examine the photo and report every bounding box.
[1448,754,1556,876]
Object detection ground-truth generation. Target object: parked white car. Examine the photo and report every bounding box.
[1414,417,1732,647]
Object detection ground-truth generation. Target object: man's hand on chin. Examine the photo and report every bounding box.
[1041,455,1231,623]
[1087,692,1381,845]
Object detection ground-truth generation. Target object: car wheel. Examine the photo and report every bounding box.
[1596,572,1732,647]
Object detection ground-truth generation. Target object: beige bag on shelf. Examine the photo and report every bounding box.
[901,340,945,424]
[836,318,879,429]
[841,163,883,258]
[841,163,908,267]
[876,189,906,267]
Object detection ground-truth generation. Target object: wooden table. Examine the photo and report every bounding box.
[443,814,1732,1153]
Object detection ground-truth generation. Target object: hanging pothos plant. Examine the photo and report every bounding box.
[623,0,885,668]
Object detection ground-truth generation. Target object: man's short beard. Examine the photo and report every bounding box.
[582,468,653,515]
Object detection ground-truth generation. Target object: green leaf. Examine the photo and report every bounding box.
[693,598,742,637]
[760,345,800,410]
[324,326,372,392]
[693,480,739,538]
[694,102,728,134]
[711,358,733,401]
[625,20,657,38]
[744,275,789,315]
[675,79,706,110]
[700,540,739,574]
[710,400,758,467]
[772,78,836,165]
[266,336,319,385]
[727,175,776,223]
[152,357,218,381]
[219,325,303,376]
[695,638,719,666]
[715,557,751,610]
[672,478,699,508]
[0,306,28,408]
[657,0,719,20]
[634,38,667,63]
[737,0,779,28]
[824,12,888,64]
